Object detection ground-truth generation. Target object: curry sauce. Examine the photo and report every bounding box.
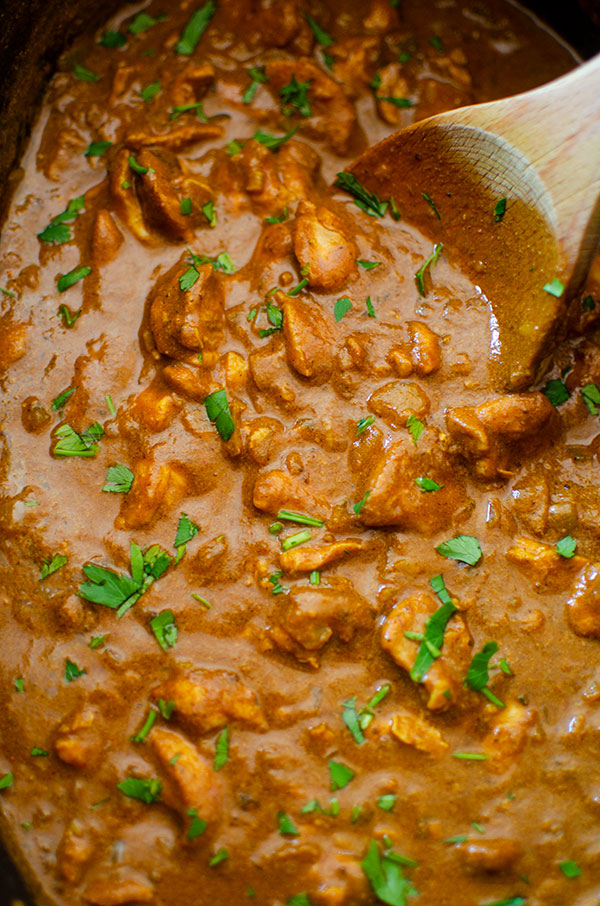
[0,1,599,905]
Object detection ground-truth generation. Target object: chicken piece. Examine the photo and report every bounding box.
[170,63,216,107]
[109,63,136,103]
[128,384,182,433]
[566,563,600,638]
[134,150,192,243]
[150,727,222,822]
[252,0,307,48]
[381,593,473,710]
[283,296,335,382]
[59,823,94,884]
[162,362,212,400]
[126,122,223,153]
[293,200,358,293]
[149,255,225,364]
[276,141,322,202]
[273,578,373,665]
[253,470,330,519]
[0,320,27,369]
[360,439,467,535]
[187,534,239,585]
[224,351,248,391]
[83,870,154,906]
[329,36,380,99]
[307,852,370,906]
[483,702,538,763]
[151,669,266,736]
[109,149,152,243]
[407,321,442,375]
[374,63,412,126]
[245,417,283,466]
[389,710,448,755]
[367,381,430,429]
[280,539,367,574]
[510,470,550,536]
[446,393,554,480]
[116,459,187,531]
[55,706,103,769]
[249,345,298,408]
[21,396,51,433]
[265,60,356,155]
[232,139,288,217]
[462,839,522,873]
[91,209,123,266]
[364,0,398,31]
[506,537,586,593]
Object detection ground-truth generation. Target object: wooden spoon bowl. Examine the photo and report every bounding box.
[347,54,600,390]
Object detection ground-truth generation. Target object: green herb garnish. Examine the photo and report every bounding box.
[556,535,577,558]
[329,759,354,790]
[85,140,112,157]
[277,811,299,835]
[280,75,312,117]
[150,610,178,652]
[334,296,352,321]
[406,414,424,446]
[38,195,85,244]
[436,535,482,566]
[415,242,443,296]
[204,389,235,441]
[277,510,324,527]
[79,541,172,617]
[543,278,564,297]
[57,265,91,293]
[361,839,418,906]
[53,422,103,457]
[543,378,570,406]
[581,382,600,415]
[118,776,162,803]
[73,63,100,82]
[214,726,229,770]
[102,464,134,494]
[415,476,443,492]
[494,198,507,221]
[175,1,216,54]
[334,172,388,218]
[305,14,334,45]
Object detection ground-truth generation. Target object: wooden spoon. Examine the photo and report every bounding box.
[346,54,600,390]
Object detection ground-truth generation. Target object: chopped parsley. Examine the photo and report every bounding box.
[361,839,418,906]
[174,512,200,562]
[243,65,268,104]
[466,641,505,708]
[277,510,324,527]
[422,192,441,219]
[79,541,172,618]
[150,610,178,652]
[415,242,443,296]
[118,776,162,803]
[89,636,106,650]
[543,378,570,406]
[415,476,443,492]
[73,63,100,82]
[57,265,92,293]
[0,773,14,790]
[202,199,217,226]
[280,75,312,117]
[436,534,482,566]
[410,594,457,683]
[429,35,444,52]
[494,197,507,221]
[556,535,577,559]
[180,250,235,290]
[406,414,424,446]
[38,195,85,244]
[329,759,354,790]
[99,30,126,48]
[209,848,229,867]
[170,102,208,121]
[357,259,380,270]
[377,794,397,811]
[559,860,581,879]
[305,14,334,45]
[277,811,299,835]
[30,747,49,757]
[357,415,375,435]
[543,278,564,297]
[65,658,86,682]
[214,727,229,770]
[287,896,311,906]
[128,11,166,34]
[40,553,67,580]
[377,95,412,108]
[581,382,600,415]
[281,529,311,551]
[204,389,235,441]
[176,1,216,55]
[342,697,365,745]
[227,139,243,156]
[102,464,134,494]
[53,422,103,457]
[14,678,24,692]
[334,172,388,218]
[85,140,112,158]
[358,684,391,730]
[265,207,289,225]
[334,296,352,321]
[187,809,208,840]
[254,126,298,150]
[353,490,371,515]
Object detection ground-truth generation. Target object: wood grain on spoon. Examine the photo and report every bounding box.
[347,54,600,390]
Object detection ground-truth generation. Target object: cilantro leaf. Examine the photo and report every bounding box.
[414,476,443,492]
[128,12,164,34]
[214,726,229,770]
[357,415,375,435]
[201,199,216,225]
[376,96,412,108]
[334,172,388,218]
[242,65,268,104]
[357,259,380,270]
[342,697,365,744]
[466,641,498,691]
[334,296,352,321]
[254,126,298,150]
[543,277,564,297]
[73,63,100,82]
[100,30,126,48]
[118,776,162,803]
[131,710,157,744]
[176,2,216,55]
[415,242,443,296]
[265,207,289,225]
[543,378,570,406]
[38,195,85,244]
[57,265,92,293]
[406,414,424,447]
[305,14,333,45]
[53,422,103,457]
[556,535,577,559]
[209,848,229,867]
[287,896,312,906]
[0,773,14,790]
[329,759,354,790]
[353,490,371,515]
[150,610,178,652]
[205,389,235,441]
[377,794,396,811]
[79,542,172,617]
[85,140,112,157]
[65,658,86,682]
[170,101,208,121]
[436,535,482,566]
[174,512,200,548]
[559,860,581,879]
[187,808,208,839]
[581,382,600,415]
[280,75,312,117]
[494,197,507,221]
[40,553,67,580]
[102,463,134,494]
[361,839,418,906]
[277,811,299,835]
[140,81,161,102]
[410,599,457,683]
